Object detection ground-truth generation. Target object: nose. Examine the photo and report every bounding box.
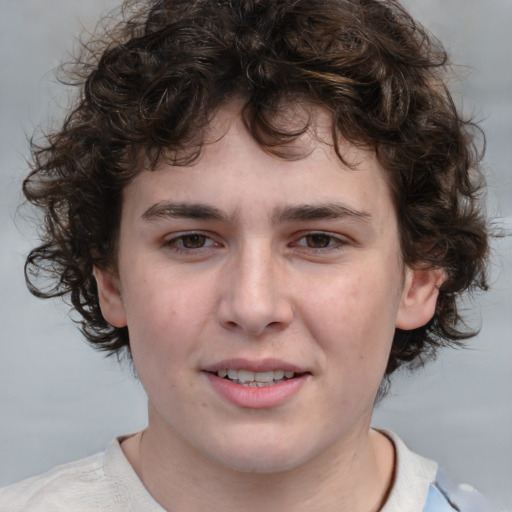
[217,242,294,337]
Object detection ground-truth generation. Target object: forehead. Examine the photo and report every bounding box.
[122,102,395,226]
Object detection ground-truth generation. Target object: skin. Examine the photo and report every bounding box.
[95,103,442,511]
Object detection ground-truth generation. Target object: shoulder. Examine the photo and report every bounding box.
[379,430,496,512]
[0,451,106,511]
[0,436,164,512]
[425,473,498,512]
[379,429,438,511]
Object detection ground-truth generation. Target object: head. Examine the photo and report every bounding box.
[25,0,488,382]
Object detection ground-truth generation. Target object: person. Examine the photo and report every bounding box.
[0,0,495,510]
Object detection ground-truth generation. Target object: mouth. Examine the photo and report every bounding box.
[208,369,304,387]
[204,363,309,408]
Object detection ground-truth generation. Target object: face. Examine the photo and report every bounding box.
[96,104,439,474]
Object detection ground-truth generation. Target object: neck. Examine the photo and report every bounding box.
[122,410,394,512]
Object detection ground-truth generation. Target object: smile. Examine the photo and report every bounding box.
[205,368,308,408]
[214,369,297,387]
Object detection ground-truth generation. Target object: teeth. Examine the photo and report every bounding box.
[273,370,284,380]
[244,381,277,387]
[238,370,255,383]
[255,371,274,382]
[215,369,297,383]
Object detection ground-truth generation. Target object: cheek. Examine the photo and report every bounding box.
[120,278,199,366]
[122,268,223,387]
[303,268,400,358]
[123,260,212,324]
[125,296,200,406]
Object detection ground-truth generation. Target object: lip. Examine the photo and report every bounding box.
[203,357,307,374]
[204,371,309,409]
[202,358,310,409]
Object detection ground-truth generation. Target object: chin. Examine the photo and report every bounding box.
[206,435,316,474]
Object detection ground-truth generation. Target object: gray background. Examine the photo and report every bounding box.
[1,0,511,508]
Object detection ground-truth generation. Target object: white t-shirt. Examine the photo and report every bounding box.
[0,430,492,511]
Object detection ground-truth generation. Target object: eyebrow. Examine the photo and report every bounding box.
[141,201,371,224]
[141,202,232,222]
[272,203,371,223]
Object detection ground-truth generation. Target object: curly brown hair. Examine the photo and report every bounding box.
[24,0,488,375]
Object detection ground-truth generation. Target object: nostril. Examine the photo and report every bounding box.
[216,283,294,335]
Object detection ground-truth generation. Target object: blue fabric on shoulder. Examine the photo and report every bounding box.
[424,476,498,512]
[424,484,457,511]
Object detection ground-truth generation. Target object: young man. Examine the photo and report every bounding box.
[0,0,493,510]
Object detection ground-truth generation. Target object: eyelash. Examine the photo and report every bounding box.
[292,232,348,253]
[164,231,348,255]
[164,232,220,253]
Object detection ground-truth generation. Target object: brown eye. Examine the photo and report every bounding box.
[164,232,221,255]
[304,234,333,248]
[179,234,207,248]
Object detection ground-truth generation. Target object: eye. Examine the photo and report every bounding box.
[303,234,335,248]
[294,232,345,250]
[165,233,219,251]
[177,234,208,249]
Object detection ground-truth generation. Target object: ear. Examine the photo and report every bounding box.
[93,266,127,328]
[396,266,445,330]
